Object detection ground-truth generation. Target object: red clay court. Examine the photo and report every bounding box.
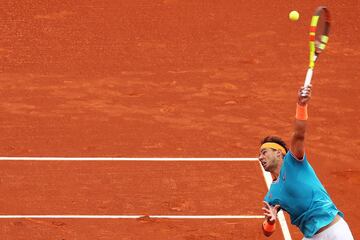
[1,1,359,239]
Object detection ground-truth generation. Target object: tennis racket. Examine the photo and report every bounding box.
[303,6,331,88]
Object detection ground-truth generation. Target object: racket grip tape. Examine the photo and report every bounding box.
[304,68,313,87]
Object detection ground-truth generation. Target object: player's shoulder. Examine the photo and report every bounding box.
[284,151,308,164]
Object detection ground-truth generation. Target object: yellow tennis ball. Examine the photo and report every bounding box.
[289,10,300,21]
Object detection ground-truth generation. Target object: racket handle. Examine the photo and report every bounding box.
[304,68,313,87]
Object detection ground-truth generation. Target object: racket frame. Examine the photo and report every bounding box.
[303,6,330,88]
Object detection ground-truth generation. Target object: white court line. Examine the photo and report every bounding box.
[0,215,264,219]
[0,157,257,161]
[0,157,292,240]
[260,162,292,240]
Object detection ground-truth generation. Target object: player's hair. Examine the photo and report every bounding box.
[260,136,288,154]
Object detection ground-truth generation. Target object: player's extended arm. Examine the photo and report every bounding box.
[290,85,312,159]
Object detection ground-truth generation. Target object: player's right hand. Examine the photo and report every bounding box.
[262,201,280,224]
[298,84,312,105]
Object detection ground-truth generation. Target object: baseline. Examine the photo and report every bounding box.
[1,157,291,240]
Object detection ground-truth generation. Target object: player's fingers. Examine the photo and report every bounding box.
[301,85,312,93]
[263,201,270,208]
[262,208,271,214]
[301,89,310,96]
[299,87,310,92]
[263,211,272,217]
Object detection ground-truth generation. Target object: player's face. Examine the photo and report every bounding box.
[258,148,279,172]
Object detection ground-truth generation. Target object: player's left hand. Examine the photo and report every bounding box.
[298,84,312,105]
[262,201,280,224]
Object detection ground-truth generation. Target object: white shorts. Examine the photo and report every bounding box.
[302,217,354,240]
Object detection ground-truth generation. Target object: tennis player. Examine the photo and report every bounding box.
[259,85,354,239]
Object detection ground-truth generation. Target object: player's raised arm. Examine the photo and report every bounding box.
[290,6,329,160]
[290,85,312,159]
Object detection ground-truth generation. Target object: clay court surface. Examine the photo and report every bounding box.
[1,0,359,239]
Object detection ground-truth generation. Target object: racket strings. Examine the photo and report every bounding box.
[309,7,330,60]
[314,9,330,53]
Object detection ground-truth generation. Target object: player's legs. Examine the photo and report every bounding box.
[302,217,354,240]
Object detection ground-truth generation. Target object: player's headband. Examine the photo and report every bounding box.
[260,142,287,155]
